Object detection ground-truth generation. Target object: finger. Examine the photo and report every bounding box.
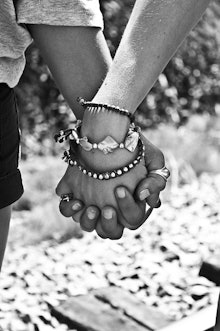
[72,209,84,224]
[59,199,83,218]
[135,135,167,207]
[115,187,146,230]
[96,221,108,239]
[142,134,165,172]
[100,207,124,240]
[135,176,164,208]
[80,206,99,232]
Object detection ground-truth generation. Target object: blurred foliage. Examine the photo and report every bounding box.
[16,0,220,157]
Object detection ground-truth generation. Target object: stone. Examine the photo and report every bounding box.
[190,285,209,300]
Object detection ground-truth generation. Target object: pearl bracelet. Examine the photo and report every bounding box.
[55,121,140,154]
[62,138,145,180]
[77,97,135,123]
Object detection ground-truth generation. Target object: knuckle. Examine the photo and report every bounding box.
[157,149,165,164]
[55,185,61,197]
[148,174,166,191]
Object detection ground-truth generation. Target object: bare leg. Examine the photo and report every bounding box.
[215,292,220,331]
[0,205,11,271]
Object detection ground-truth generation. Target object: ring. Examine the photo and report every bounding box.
[149,166,170,182]
[60,193,74,202]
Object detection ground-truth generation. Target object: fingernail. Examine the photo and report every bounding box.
[87,208,96,220]
[139,189,150,201]
[72,202,82,211]
[103,208,113,220]
[116,187,126,199]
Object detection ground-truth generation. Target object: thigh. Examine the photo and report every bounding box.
[0,83,24,209]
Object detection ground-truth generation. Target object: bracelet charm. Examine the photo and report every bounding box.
[55,121,140,154]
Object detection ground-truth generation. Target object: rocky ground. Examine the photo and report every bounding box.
[1,171,220,331]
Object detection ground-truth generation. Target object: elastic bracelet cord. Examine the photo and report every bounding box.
[63,138,145,180]
[77,97,135,123]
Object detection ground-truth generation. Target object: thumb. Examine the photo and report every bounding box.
[135,177,162,208]
[55,171,70,197]
[136,134,167,207]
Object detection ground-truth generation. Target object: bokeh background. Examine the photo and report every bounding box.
[1,1,220,331]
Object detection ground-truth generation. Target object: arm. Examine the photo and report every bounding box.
[27,25,112,120]
[83,0,211,133]
[78,0,211,203]
[64,0,211,235]
[27,24,155,238]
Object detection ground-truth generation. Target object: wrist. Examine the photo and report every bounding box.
[81,107,130,142]
[77,98,138,171]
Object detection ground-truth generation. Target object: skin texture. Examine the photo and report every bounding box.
[27,26,112,120]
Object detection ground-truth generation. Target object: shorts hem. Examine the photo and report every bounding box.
[0,170,24,209]
[17,16,104,30]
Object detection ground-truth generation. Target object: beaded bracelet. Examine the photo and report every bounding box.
[77,97,135,123]
[55,120,140,154]
[62,138,145,180]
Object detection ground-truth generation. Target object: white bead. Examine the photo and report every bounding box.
[69,134,74,140]
[60,130,64,135]
[119,143,124,148]
[117,170,122,175]
[93,143,98,149]
[93,173,97,179]
[83,169,87,174]
[88,172,92,177]
[78,166,82,170]
[104,173,110,179]
[99,174,104,180]
[111,172,116,178]
[133,160,138,165]
[73,161,77,166]
[123,167,128,172]
[129,164,134,168]
[69,160,74,166]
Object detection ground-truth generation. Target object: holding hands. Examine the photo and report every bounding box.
[56,101,169,239]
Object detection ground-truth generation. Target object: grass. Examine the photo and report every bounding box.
[11,157,83,246]
[145,113,220,179]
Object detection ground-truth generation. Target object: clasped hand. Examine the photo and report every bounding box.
[56,133,166,240]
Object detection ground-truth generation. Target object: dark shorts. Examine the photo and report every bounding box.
[0,83,23,209]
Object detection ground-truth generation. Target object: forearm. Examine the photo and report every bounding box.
[81,0,210,169]
[27,25,112,120]
[92,0,211,111]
